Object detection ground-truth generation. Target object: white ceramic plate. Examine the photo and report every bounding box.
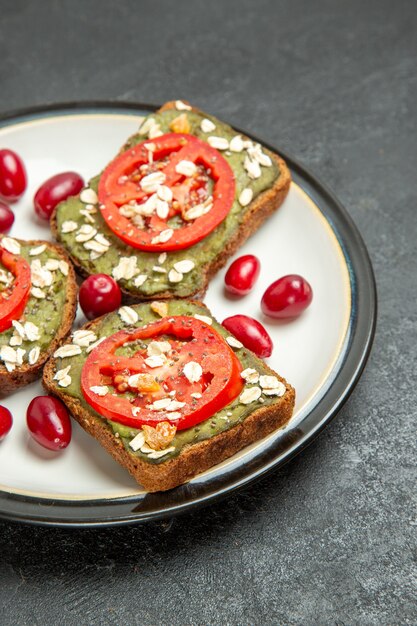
[0,104,376,525]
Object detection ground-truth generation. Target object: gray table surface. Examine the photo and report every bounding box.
[0,1,415,624]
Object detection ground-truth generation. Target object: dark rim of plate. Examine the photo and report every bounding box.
[0,102,377,527]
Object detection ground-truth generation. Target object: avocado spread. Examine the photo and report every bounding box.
[52,301,287,465]
[0,241,70,365]
[55,108,280,298]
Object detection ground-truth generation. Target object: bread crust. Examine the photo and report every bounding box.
[42,303,295,492]
[0,240,78,396]
[50,101,291,303]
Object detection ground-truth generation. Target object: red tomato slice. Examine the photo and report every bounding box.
[98,133,236,252]
[81,316,243,430]
[0,247,31,333]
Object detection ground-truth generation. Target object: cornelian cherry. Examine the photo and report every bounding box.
[0,406,13,441]
[79,274,122,320]
[224,254,260,296]
[26,396,72,451]
[0,149,27,202]
[0,201,14,233]
[222,314,273,358]
[34,171,84,220]
[261,274,313,319]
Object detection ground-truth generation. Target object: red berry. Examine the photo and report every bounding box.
[261,274,313,319]
[0,149,27,202]
[34,171,84,220]
[0,200,14,233]
[0,406,13,441]
[222,314,273,358]
[79,274,122,320]
[26,396,71,451]
[224,254,260,296]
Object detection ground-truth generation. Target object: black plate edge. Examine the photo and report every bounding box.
[0,101,377,527]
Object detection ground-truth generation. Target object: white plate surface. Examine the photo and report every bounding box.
[0,111,350,499]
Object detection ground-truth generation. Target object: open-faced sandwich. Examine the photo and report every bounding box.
[43,300,295,492]
[52,100,291,301]
[0,236,77,394]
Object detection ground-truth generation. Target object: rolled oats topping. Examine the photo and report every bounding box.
[238,187,253,207]
[140,171,166,193]
[139,117,158,136]
[147,446,176,459]
[112,256,138,281]
[28,346,41,365]
[239,386,262,405]
[152,228,173,244]
[240,368,260,384]
[9,333,22,346]
[229,135,244,152]
[129,431,146,452]
[183,361,203,383]
[61,220,78,233]
[175,160,197,177]
[244,155,262,179]
[87,215,106,240]
[15,348,26,366]
[11,320,26,338]
[207,136,229,151]
[30,259,53,288]
[226,336,243,349]
[24,321,40,341]
[182,196,213,221]
[84,239,110,256]
[72,329,98,347]
[118,306,139,325]
[158,252,167,264]
[173,259,195,274]
[89,385,109,396]
[194,314,212,325]
[58,374,72,388]
[168,268,183,283]
[85,337,107,353]
[200,118,216,133]
[1,237,20,255]
[157,184,172,202]
[94,234,111,247]
[144,354,167,368]
[29,244,47,256]
[259,375,280,389]
[0,269,13,287]
[175,100,192,111]
[156,199,169,219]
[80,188,98,205]
[134,274,148,288]
[0,345,17,364]
[147,340,171,356]
[54,344,82,358]
[58,260,69,276]
[44,259,60,271]
[54,364,72,382]
[152,265,167,274]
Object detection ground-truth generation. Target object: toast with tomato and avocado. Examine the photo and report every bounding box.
[0,236,77,395]
[51,100,291,302]
[43,299,295,492]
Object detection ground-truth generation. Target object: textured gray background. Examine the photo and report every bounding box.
[0,0,415,624]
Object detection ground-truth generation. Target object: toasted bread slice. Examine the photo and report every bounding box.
[51,100,291,302]
[43,300,295,492]
[0,237,77,395]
